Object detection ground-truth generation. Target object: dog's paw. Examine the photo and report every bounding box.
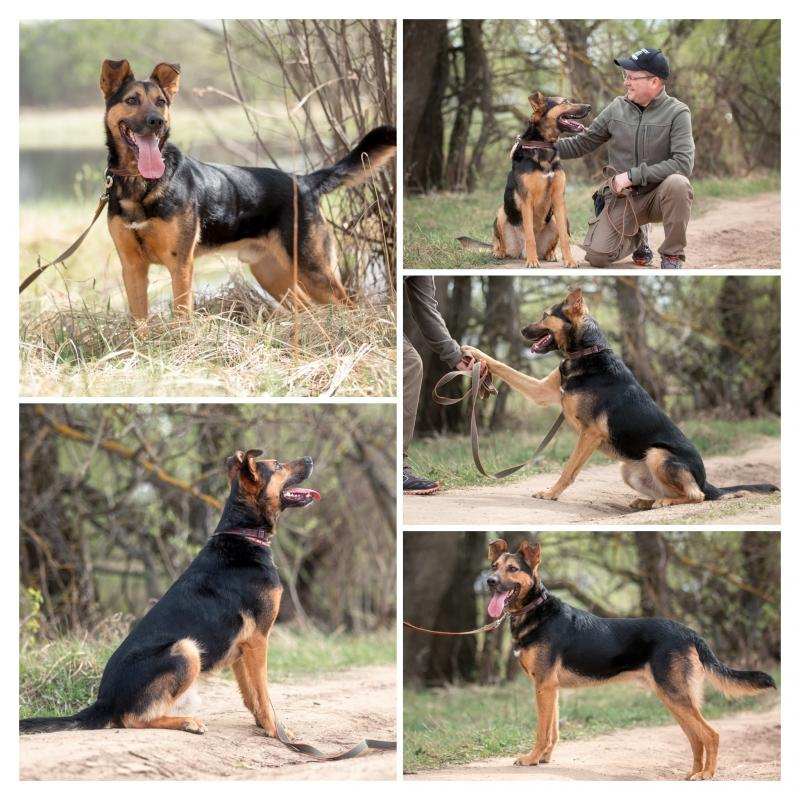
[514,752,542,766]
[182,717,206,735]
[629,498,655,510]
[563,258,577,268]
[651,499,672,508]
[688,770,715,781]
[533,490,559,501]
[525,259,541,268]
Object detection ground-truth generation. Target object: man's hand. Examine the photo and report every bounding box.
[612,171,632,193]
[455,353,476,372]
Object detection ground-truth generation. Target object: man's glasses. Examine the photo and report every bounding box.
[622,72,655,83]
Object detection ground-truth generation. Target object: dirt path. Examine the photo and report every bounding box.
[404,440,779,525]
[406,706,780,781]
[20,666,396,780]
[491,192,780,269]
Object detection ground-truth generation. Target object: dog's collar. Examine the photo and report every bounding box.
[564,344,610,361]
[509,136,557,158]
[509,588,549,616]
[214,527,273,547]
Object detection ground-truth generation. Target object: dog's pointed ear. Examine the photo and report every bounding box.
[518,541,541,571]
[150,62,181,102]
[488,538,508,563]
[100,59,134,99]
[565,286,586,318]
[225,450,246,481]
[528,91,546,114]
[243,449,263,484]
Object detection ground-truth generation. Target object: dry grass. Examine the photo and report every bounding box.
[20,277,396,397]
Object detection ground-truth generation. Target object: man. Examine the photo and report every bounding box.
[556,48,695,269]
[403,277,475,494]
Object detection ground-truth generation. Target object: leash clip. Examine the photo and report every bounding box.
[509,135,521,159]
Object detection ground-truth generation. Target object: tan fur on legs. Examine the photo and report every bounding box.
[109,216,150,322]
[645,448,705,508]
[657,691,706,779]
[492,208,508,258]
[534,429,602,500]
[539,688,559,763]
[520,197,539,267]
[239,631,278,737]
[120,638,204,733]
[516,684,558,766]
[550,172,576,267]
[232,658,258,719]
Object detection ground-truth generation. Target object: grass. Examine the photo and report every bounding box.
[403,171,780,268]
[20,201,396,398]
[404,673,780,772]
[19,625,395,719]
[408,414,780,490]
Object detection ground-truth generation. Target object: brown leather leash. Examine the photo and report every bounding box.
[433,360,564,479]
[19,174,112,294]
[270,703,396,760]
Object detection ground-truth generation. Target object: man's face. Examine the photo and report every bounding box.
[622,70,662,106]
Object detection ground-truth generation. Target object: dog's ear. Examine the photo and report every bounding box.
[150,63,181,102]
[528,91,546,114]
[243,449,264,484]
[518,541,541,572]
[100,59,134,99]
[488,538,508,563]
[225,450,246,482]
[565,286,586,318]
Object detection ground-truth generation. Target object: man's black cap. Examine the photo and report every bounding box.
[614,48,669,79]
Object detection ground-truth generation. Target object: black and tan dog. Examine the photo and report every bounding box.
[464,287,779,507]
[20,449,319,736]
[100,59,396,320]
[487,538,775,779]
[483,93,589,268]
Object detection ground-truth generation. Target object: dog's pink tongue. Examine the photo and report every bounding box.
[133,133,165,179]
[488,591,510,619]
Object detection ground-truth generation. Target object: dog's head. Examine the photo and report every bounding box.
[521,287,588,354]
[101,59,180,180]
[525,92,591,142]
[224,449,320,530]
[486,539,541,618]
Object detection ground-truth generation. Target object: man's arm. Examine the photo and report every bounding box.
[405,276,462,367]
[628,109,694,186]
[555,104,612,160]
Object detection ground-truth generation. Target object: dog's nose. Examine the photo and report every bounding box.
[146,114,164,130]
[487,575,498,590]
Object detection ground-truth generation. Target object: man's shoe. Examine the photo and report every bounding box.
[660,255,683,269]
[403,467,440,495]
[632,242,653,266]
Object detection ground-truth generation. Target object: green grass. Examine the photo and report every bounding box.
[19,627,395,719]
[404,673,780,772]
[408,415,780,490]
[403,172,780,268]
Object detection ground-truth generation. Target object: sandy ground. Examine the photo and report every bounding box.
[20,665,396,781]
[404,440,780,525]
[490,192,780,269]
[406,706,780,781]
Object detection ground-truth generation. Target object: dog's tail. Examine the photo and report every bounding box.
[695,638,776,697]
[20,702,112,734]
[703,481,780,501]
[456,236,493,252]
[303,126,396,196]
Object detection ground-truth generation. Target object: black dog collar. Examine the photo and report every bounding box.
[214,527,272,547]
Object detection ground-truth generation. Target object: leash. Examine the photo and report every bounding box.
[19,173,113,294]
[432,360,564,479]
[270,702,396,761]
[599,165,642,255]
[404,591,550,637]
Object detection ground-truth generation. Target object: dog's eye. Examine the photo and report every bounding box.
[155,97,166,106]
[125,96,140,106]
[508,565,518,573]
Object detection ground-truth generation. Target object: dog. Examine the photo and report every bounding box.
[459,93,589,267]
[100,59,396,321]
[463,287,779,507]
[486,538,776,779]
[20,449,319,736]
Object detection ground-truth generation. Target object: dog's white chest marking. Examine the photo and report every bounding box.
[125,220,150,231]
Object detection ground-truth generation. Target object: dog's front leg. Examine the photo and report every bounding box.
[515,683,558,766]
[168,261,195,316]
[109,216,150,324]
[533,429,601,500]
[520,199,539,267]
[551,172,576,267]
[239,633,278,737]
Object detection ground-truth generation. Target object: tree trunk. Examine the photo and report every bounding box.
[403,20,449,192]
[635,532,668,617]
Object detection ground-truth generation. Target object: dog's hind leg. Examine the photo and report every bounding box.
[492,209,508,258]
[537,218,559,262]
[645,448,705,508]
[621,461,658,510]
[120,638,205,734]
